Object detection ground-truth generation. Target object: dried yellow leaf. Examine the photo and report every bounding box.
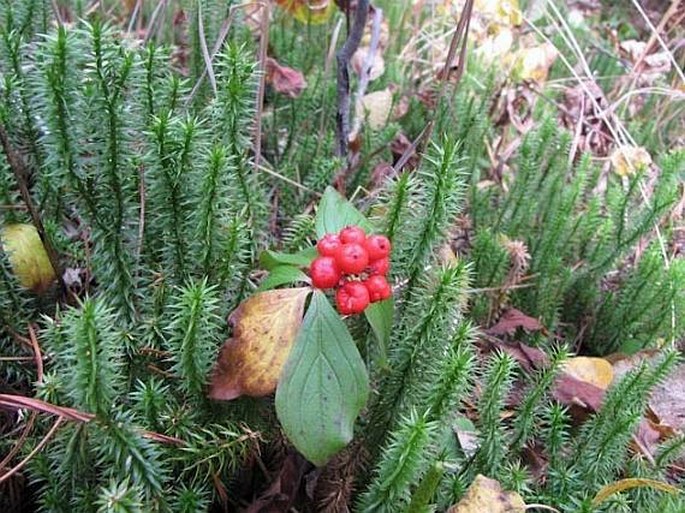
[448,475,526,513]
[209,287,311,400]
[563,357,614,390]
[610,145,652,177]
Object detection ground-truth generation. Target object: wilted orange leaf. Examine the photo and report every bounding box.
[209,287,311,400]
[275,0,336,24]
[447,474,526,513]
[563,357,614,390]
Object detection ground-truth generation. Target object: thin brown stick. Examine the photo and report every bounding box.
[0,393,186,446]
[0,122,64,292]
[197,1,217,95]
[335,0,369,159]
[253,1,270,172]
[27,324,44,383]
[0,417,63,484]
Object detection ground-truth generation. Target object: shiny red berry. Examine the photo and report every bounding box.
[365,235,392,261]
[309,256,341,289]
[336,243,369,274]
[368,257,390,276]
[316,234,342,257]
[335,281,370,315]
[364,275,392,302]
[339,225,367,245]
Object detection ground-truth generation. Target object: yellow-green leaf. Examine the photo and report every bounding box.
[209,287,311,400]
[275,0,336,24]
[1,223,56,293]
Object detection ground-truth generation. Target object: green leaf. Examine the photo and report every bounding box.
[365,298,394,368]
[260,247,317,271]
[275,291,370,466]
[257,265,311,292]
[315,186,374,238]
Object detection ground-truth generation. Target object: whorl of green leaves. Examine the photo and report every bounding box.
[395,137,466,293]
[473,351,518,478]
[426,322,477,423]
[95,478,145,513]
[358,412,439,513]
[368,262,471,448]
[94,410,167,499]
[510,345,570,452]
[60,298,124,416]
[571,351,680,487]
[194,145,234,275]
[165,278,223,398]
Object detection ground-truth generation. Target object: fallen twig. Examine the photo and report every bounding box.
[335,0,369,159]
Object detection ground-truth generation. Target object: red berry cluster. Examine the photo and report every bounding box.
[309,226,392,315]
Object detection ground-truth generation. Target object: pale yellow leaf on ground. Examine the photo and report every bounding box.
[209,287,311,400]
[1,223,56,293]
[512,43,558,82]
[448,474,526,513]
[592,478,680,507]
[352,48,385,81]
[476,27,514,65]
[474,0,523,27]
[610,145,652,177]
[356,88,393,131]
[563,357,614,390]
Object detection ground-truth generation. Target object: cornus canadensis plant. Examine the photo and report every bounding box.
[0,3,684,513]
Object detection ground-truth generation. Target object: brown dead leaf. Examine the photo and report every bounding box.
[486,308,545,336]
[245,452,309,513]
[481,340,549,373]
[447,474,526,513]
[209,287,311,400]
[563,357,614,390]
[552,373,605,421]
[265,58,307,98]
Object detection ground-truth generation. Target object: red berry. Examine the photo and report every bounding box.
[336,243,369,274]
[364,275,392,302]
[316,234,342,257]
[335,281,370,315]
[309,256,341,289]
[339,226,367,245]
[368,257,390,276]
[365,235,392,261]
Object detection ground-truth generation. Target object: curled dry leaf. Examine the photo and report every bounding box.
[609,145,652,177]
[447,474,526,513]
[209,287,311,400]
[265,57,307,98]
[275,0,336,24]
